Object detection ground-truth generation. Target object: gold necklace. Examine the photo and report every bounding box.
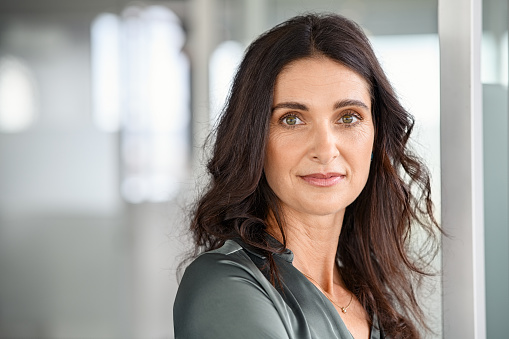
[301,272,353,313]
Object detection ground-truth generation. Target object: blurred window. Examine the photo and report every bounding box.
[92,5,190,203]
[370,34,440,172]
[209,40,244,125]
[91,14,121,133]
[482,30,508,86]
[0,56,38,132]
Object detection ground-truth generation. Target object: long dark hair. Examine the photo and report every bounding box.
[187,13,441,338]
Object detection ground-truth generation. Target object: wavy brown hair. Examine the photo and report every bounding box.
[187,13,441,338]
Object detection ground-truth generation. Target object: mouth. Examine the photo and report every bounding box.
[299,172,345,187]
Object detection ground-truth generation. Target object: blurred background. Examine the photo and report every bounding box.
[0,0,506,338]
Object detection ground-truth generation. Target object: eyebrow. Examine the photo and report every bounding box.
[334,99,369,110]
[272,99,369,112]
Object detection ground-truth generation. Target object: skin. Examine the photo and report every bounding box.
[265,57,375,339]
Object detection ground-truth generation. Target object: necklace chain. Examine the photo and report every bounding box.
[301,272,353,313]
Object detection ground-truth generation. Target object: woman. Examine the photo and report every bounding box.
[174,13,441,339]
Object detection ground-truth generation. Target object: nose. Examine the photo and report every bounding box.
[310,124,339,164]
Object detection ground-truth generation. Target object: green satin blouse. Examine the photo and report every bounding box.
[173,239,384,338]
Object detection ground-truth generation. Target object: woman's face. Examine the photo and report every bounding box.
[264,57,374,219]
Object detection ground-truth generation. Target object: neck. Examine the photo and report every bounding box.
[267,209,345,292]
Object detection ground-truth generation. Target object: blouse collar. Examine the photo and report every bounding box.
[234,233,294,263]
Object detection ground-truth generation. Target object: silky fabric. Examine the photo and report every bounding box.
[174,239,384,338]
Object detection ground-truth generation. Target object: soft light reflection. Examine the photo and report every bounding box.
[119,5,190,203]
[482,31,509,86]
[91,13,121,132]
[370,34,440,199]
[503,31,509,87]
[370,35,440,127]
[209,40,244,124]
[0,56,37,132]
[92,6,190,203]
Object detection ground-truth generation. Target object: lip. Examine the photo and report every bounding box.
[299,172,345,187]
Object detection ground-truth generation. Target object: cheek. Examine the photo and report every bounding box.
[263,140,279,185]
[265,132,292,169]
[264,141,285,181]
[264,133,298,192]
[347,130,374,179]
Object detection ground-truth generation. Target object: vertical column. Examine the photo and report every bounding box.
[439,0,486,338]
[189,0,216,169]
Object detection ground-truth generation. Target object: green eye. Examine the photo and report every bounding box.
[285,116,297,125]
[340,113,361,124]
[283,115,300,125]
[341,115,354,123]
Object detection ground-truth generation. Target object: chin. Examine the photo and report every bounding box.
[296,200,349,217]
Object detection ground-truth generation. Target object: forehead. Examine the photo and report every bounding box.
[273,57,371,105]
[278,57,367,83]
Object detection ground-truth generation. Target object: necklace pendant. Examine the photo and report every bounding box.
[341,307,347,313]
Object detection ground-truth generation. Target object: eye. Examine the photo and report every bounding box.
[339,114,359,124]
[281,114,303,126]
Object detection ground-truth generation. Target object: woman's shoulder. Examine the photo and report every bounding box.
[174,240,291,338]
[174,240,270,301]
[179,240,261,284]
